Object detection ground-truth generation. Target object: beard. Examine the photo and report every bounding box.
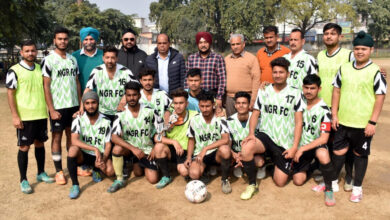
[55,42,67,51]
[86,109,98,117]
[199,47,211,55]
[84,43,96,52]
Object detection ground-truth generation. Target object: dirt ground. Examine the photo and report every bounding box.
[0,58,389,220]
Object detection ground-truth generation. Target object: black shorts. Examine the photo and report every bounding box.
[168,145,187,164]
[291,145,327,174]
[81,151,97,167]
[124,153,158,171]
[17,119,48,146]
[202,150,219,166]
[333,125,372,156]
[50,106,79,132]
[256,132,292,175]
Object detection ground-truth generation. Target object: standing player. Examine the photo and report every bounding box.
[284,28,318,90]
[226,92,265,179]
[292,74,336,206]
[83,46,137,121]
[6,40,54,193]
[42,27,81,185]
[186,68,203,112]
[240,57,304,200]
[67,91,114,199]
[108,81,163,193]
[185,91,232,194]
[331,31,386,203]
[153,88,198,188]
[138,68,172,123]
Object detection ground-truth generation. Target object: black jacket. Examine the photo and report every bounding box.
[117,45,147,79]
[145,47,186,93]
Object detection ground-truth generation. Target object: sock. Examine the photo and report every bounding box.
[156,157,170,177]
[52,152,62,172]
[331,154,346,181]
[242,159,256,185]
[112,154,124,181]
[35,147,45,175]
[18,150,28,182]
[220,158,231,181]
[67,156,79,185]
[320,162,334,191]
[345,151,354,184]
[353,154,368,187]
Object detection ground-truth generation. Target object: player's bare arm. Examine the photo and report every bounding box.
[283,111,302,159]
[7,89,23,129]
[112,133,145,159]
[196,133,229,162]
[185,137,195,168]
[71,133,102,163]
[294,132,330,163]
[242,109,260,145]
[43,77,61,120]
[154,136,184,156]
[331,87,341,130]
[365,94,386,137]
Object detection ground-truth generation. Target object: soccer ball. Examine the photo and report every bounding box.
[185,180,207,203]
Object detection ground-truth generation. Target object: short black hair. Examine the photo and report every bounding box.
[271,57,290,72]
[234,91,251,102]
[54,26,69,38]
[187,68,202,78]
[122,28,138,36]
[103,45,118,56]
[263,25,278,35]
[125,81,141,92]
[291,28,304,39]
[303,74,321,87]
[323,23,342,35]
[138,68,156,80]
[20,40,36,50]
[170,88,188,100]
[197,91,214,104]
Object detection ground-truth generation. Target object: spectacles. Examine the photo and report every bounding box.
[123,38,135,42]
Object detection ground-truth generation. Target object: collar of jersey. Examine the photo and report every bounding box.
[326,47,341,57]
[80,47,98,57]
[352,59,372,70]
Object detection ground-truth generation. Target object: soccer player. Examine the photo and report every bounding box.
[67,91,114,199]
[331,31,386,203]
[284,28,318,90]
[153,88,198,188]
[42,27,81,185]
[292,74,336,206]
[6,40,54,194]
[226,92,265,179]
[240,57,305,200]
[108,81,163,193]
[185,91,232,194]
[83,45,137,121]
[138,68,172,123]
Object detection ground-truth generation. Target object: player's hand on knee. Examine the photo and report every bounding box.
[133,148,145,160]
[242,134,256,145]
[184,158,191,168]
[293,149,304,163]
[95,150,102,163]
[173,141,184,156]
[364,124,376,137]
[13,116,24,129]
[283,148,296,159]
[148,148,156,160]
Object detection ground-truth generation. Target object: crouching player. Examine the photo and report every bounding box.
[185,91,232,194]
[153,88,198,188]
[226,92,265,179]
[68,91,115,199]
[292,75,336,206]
[108,81,163,193]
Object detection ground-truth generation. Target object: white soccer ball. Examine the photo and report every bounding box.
[185,180,207,203]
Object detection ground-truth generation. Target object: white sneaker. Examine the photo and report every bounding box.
[350,186,363,203]
[332,180,339,192]
[256,166,266,179]
[233,167,242,178]
[209,166,217,176]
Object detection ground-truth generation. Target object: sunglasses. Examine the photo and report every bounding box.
[123,38,135,42]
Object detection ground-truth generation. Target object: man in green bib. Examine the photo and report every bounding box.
[6,40,54,194]
[153,88,198,189]
[67,91,114,199]
[331,31,387,203]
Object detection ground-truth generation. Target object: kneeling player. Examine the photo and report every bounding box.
[240,57,304,200]
[185,91,232,194]
[226,92,265,179]
[108,81,163,193]
[67,91,114,199]
[292,75,336,206]
[154,88,198,188]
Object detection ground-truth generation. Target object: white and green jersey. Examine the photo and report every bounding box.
[254,85,305,149]
[226,112,251,152]
[299,99,331,147]
[42,51,79,109]
[187,113,229,156]
[140,89,172,120]
[112,105,162,154]
[71,113,112,156]
[86,63,136,116]
[284,50,318,90]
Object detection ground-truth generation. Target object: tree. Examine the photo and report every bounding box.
[277,0,356,34]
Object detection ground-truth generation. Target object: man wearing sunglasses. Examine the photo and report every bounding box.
[118,28,147,79]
